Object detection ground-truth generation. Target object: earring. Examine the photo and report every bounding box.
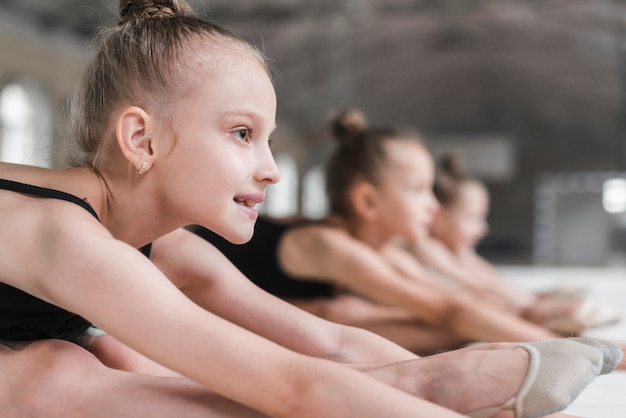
[138,161,148,175]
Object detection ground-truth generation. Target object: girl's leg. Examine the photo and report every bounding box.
[83,334,182,377]
[0,340,267,418]
[363,342,529,414]
[348,317,469,355]
[363,339,616,417]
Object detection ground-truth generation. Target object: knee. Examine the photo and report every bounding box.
[18,340,106,396]
[30,339,103,376]
[87,335,178,376]
[6,340,104,409]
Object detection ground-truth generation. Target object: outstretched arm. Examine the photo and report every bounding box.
[278,225,558,343]
[411,235,535,310]
[151,228,417,365]
[17,210,464,418]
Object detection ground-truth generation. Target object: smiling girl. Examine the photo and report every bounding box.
[0,2,619,417]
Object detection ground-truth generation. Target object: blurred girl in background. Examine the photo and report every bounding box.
[412,151,621,335]
[194,109,617,357]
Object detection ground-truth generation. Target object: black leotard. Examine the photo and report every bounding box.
[0,178,151,343]
[190,216,336,299]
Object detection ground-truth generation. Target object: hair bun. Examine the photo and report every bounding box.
[119,0,190,23]
[328,109,367,145]
[439,151,465,179]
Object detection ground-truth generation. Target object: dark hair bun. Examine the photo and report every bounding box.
[120,0,190,23]
[329,109,367,145]
[439,151,465,179]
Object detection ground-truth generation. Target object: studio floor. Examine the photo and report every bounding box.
[498,265,626,418]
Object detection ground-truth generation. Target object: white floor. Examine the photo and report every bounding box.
[498,266,626,418]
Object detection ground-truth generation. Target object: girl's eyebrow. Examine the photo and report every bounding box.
[222,110,277,132]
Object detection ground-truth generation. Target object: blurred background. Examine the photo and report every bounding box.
[2,0,626,266]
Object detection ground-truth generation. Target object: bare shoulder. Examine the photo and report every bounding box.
[279,220,354,258]
[0,182,109,291]
[277,219,373,280]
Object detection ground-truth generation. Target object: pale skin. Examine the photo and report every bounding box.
[276,140,567,351]
[416,179,567,314]
[0,49,583,417]
[413,177,626,369]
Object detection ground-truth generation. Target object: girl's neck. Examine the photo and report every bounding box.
[95,170,181,249]
[333,215,391,250]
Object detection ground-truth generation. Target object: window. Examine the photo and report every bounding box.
[603,178,626,214]
[0,78,53,167]
[262,152,299,217]
[302,164,328,219]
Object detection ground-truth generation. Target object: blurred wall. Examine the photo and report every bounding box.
[2,0,625,265]
[0,13,88,167]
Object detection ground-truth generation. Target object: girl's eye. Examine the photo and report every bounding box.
[233,128,250,142]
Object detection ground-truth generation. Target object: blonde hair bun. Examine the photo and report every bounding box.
[328,109,367,145]
[119,0,190,23]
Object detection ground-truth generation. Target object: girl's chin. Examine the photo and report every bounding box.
[227,232,254,245]
[212,226,255,245]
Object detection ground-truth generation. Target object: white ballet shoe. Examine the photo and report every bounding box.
[570,336,623,374]
[542,300,620,335]
[574,300,621,328]
[539,285,589,300]
[468,338,604,418]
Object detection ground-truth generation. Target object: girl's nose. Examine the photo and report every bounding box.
[256,146,281,185]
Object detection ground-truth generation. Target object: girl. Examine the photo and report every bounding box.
[416,151,621,335]
[0,2,618,417]
[193,109,624,363]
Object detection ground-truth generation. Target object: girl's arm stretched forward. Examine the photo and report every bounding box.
[151,228,417,365]
[277,225,558,343]
[18,209,464,418]
[411,235,535,310]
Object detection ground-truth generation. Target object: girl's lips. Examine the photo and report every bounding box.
[235,199,259,220]
[234,193,265,220]
[234,192,265,207]
[234,198,258,208]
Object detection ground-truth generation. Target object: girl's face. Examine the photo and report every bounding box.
[432,181,490,251]
[158,53,280,243]
[374,141,439,243]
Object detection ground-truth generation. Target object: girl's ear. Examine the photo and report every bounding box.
[116,106,155,173]
[350,181,380,221]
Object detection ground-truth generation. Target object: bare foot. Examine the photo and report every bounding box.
[365,339,611,417]
[365,343,527,414]
[523,296,581,327]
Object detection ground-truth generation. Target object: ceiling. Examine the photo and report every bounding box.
[0,0,374,38]
[1,0,624,141]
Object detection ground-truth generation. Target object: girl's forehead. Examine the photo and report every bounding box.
[383,142,434,184]
[455,182,489,207]
[460,181,487,197]
[386,141,431,168]
[386,139,427,157]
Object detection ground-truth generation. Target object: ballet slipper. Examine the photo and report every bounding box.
[570,337,623,374]
[542,300,620,335]
[573,300,620,328]
[538,285,589,300]
[468,338,604,418]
